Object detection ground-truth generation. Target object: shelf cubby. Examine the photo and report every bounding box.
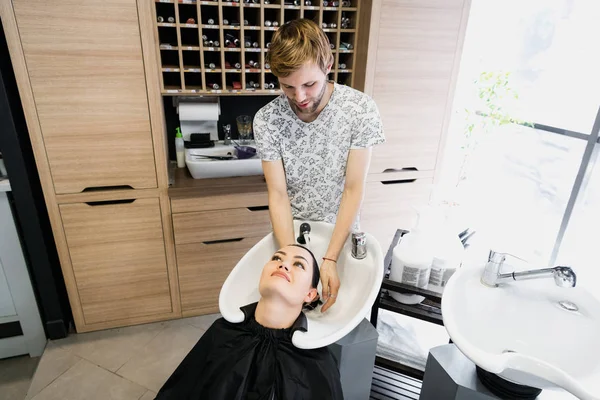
[245,72,261,90]
[221,5,241,27]
[243,7,260,27]
[322,10,339,29]
[303,9,319,24]
[178,3,198,24]
[225,72,244,91]
[155,2,176,25]
[185,71,204,92]
[283,8,300,24]
[263,8,281,27]
[339,31,355,50]
[201,4,219,25]
[163,72,182,92]
[153,0,361,94]
[205,72,224,91]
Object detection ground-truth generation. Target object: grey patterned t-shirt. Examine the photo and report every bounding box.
[253,82,385,227]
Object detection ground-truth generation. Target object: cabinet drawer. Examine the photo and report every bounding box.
[360,179,433,249]
[59,198,171,325]
[176,236,263,315]
[172,207,271,245]
[13,0,157,194]
[171,190,268,214]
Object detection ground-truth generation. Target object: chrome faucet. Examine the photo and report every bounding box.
[481,250,577,288]
[297,222,311,246]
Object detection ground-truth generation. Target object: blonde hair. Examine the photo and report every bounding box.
[267,19,334,77]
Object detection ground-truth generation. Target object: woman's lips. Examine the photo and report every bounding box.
[271,271,290,282]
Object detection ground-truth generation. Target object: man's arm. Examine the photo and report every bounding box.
[262,159,296,247]
[320,148,372,312]
[325,147,372,260]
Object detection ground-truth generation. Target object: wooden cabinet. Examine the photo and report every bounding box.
[170,172,271,317]
[12,0,158,194]
[59,198,172,326]
[361,177,434,250]
[176,237,263,316]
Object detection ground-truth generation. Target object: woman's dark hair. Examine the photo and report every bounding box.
[289,244,322,311]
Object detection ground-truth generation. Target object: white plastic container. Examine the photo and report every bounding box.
[428,227,464,290]
[389,209,437,304]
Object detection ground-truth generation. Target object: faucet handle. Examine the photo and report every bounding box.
[488,249,527,264]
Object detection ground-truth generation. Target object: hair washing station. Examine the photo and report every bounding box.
[220,220,384,399]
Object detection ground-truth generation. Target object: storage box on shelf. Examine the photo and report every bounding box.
[152,0,361,95]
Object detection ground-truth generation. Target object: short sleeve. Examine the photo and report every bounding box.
[253,109,282,161]
[350,96,385,150]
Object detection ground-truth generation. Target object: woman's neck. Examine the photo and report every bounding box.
[254,297,302,329]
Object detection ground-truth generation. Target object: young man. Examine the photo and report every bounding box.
[254,19,385,312]
[155,245,343,400]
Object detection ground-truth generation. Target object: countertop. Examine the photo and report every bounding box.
[168,167,267,199]
[0,178,11,193]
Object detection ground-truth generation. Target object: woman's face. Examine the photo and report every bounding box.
[258,245,318,306]
[278,62,331,115]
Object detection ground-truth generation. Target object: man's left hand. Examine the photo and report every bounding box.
[320,259,340,312]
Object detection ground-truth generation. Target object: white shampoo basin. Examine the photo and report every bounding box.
[219,220,384,349]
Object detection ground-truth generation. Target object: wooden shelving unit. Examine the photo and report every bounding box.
[152,0,361,95]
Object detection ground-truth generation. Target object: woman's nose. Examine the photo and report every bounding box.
[278,264,289,272]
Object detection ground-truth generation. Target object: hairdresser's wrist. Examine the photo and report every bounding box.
[322,257,337,264]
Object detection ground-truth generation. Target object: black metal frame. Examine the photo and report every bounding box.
[370,229,445,381]
[0,21,71,339]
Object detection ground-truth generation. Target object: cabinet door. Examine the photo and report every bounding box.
[59,198,171,325]
[360,178,433,249]
[176,236,263,316]
[370,0,468,174]
[13,0,157,194]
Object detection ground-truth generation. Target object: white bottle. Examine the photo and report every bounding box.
[175,127,185,168]
[389,208,436,304]
[428,224,464,290]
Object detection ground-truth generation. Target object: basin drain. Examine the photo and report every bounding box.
[558,300,578,312]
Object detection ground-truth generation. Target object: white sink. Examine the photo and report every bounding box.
[185,142,263,179]
[219,220,384,349]
[442,265,600,399]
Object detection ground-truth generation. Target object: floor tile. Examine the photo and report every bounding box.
[183,312,221,331]
[25,341,81,400]
[138,390,156,400]
[0,355,40,400]
[30,358,146,400]
[52,321,168,372]
[116,320,205,393]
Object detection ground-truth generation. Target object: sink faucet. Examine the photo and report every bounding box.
[481,250,577,288]
[297,222,311,245]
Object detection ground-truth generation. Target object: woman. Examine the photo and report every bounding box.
[254,19,385,312]
[155,244,343,400]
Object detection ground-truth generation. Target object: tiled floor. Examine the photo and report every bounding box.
[0,313,221,400]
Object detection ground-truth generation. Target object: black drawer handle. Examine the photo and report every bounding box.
[380,179,417,185]
[382,167,418,173]
[83,185,134,192]
[247,205,269,211]
[85,199,136,206]
[203,237,244,245]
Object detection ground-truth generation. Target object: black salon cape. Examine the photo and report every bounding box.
[155,303,343,400]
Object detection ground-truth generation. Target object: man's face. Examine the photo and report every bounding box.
[258,245,318,306]
[278,62,331,115]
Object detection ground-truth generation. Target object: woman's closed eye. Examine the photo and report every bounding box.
[294,261,305,270]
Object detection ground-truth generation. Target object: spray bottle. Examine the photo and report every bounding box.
[175,127,185,168]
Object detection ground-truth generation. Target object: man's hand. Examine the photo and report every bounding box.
[320,259,340,312]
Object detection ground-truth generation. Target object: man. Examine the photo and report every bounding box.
[254,19,385,312]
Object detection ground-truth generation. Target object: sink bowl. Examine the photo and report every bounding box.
[442,265,600,399]
[219,220,384,349]
[185,142,263,179]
